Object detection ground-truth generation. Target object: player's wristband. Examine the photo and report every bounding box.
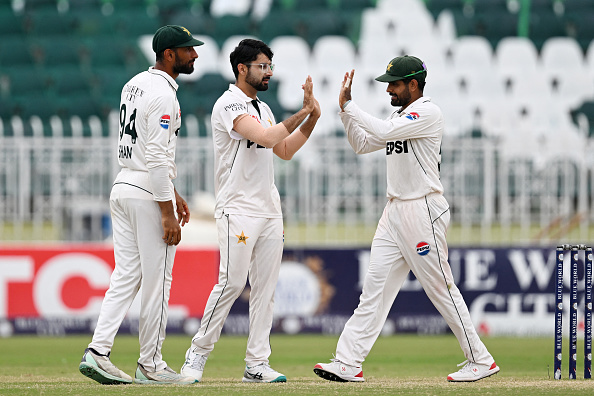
[342,100,351,111]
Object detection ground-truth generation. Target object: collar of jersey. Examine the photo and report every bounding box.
[396,95,431,113]
[228,84,258,103]
[148,67,179,91]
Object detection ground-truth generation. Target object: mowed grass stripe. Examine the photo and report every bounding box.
[0,334,592,395]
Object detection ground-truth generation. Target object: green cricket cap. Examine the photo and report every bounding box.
[152,25,204,53]
[375,55,427,83]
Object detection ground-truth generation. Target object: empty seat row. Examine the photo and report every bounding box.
[0,35,148,73]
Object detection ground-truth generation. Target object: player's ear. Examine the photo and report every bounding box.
[164,48,175,62]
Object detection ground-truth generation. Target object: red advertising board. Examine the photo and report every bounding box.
[0,246,219,319]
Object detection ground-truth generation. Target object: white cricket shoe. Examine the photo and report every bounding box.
[313,359,365,382]
[134,363,198,385]
[242,363,287,383]
[180,348,208,382]
[447,360,500,382]
[79,348,133,385]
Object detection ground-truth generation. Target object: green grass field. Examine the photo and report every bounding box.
[0,334,592,395]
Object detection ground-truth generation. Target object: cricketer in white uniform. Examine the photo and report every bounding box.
[180,38,320,383]
[79,25,202,385]
[314,56,500,383]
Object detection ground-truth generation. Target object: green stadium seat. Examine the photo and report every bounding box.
[22,0,58,11]
[211,15,256,46]
[258,10,300,43]
[91,66,131,99]
[0,36,37,67]
[154,0,194,13]
[13,94,64,120]
[69,0,104,10]
[339,10,363,44]
[0,9,26,35]
[292,0,330,10]
[563,0,594,13]
[424,0,463,19]
[270,0,296,11]
[450,9,518,45]
[49,68,94,97]
[469,0,510,13]
[31,38,85,68]
[0,97,17,119]
[176,88,213,117]
[84,36,137,69]
[337,0,375,10]
[71,10,119,36]
[473,12,518,48]
[5,68,52,97]
[529,12,568,50]
[167,11,215,36]
[110,0,150,10]
[57,94,102,119]
[109,10,161,35]
[450,9,475,36]
[179,72,230,115]
[299,10,346,47]
[25,10,77,35]
[529,0,555,12]
[566,11,594,52]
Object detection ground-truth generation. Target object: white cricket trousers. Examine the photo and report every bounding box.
[191,214,283,366]
[336,193,494,366]
[89,192,175,372]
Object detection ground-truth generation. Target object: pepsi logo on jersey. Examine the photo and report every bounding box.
[405,112,420,121]
[386,140,408,155]
[416,241,430,256]
[159,115,170,129]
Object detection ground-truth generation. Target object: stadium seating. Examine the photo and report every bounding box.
[571,100,594,137]
[495,37,540,83]
[269,35,311,111]
[529,11,567,50]
[0,0,592,136]
[540,37,589,109]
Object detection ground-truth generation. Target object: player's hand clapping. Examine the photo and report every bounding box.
[339,69,355,111]
[302,75,315,114]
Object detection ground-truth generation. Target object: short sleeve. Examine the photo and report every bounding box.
[215,94,248,137]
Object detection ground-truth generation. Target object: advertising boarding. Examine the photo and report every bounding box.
[0,246,581,337]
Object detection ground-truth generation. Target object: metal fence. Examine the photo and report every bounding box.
[1,112,593,246]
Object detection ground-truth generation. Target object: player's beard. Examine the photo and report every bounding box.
[246,70,269,91]
[173,54,194,75]
[390,85,411,107]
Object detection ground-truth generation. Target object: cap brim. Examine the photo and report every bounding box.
[175,37,204,47]
[375,73,403,82]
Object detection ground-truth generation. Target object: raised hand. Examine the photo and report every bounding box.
[302,75,315,113]
[339,69,355,111]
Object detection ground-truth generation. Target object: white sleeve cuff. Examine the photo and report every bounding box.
[148,164,172,201]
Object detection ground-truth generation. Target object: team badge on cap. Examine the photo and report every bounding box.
[416,241,430,256]
[406,112,420,121]
[159,115,170,129]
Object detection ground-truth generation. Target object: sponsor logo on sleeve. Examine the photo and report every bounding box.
[224,103,246,112]
[405,112,420,121]
[416,241,430,256]
[159,115,170,129]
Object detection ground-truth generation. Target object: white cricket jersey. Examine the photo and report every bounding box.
[113,67,181,202]
[211,84,281,219]
[340,97,444,200]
